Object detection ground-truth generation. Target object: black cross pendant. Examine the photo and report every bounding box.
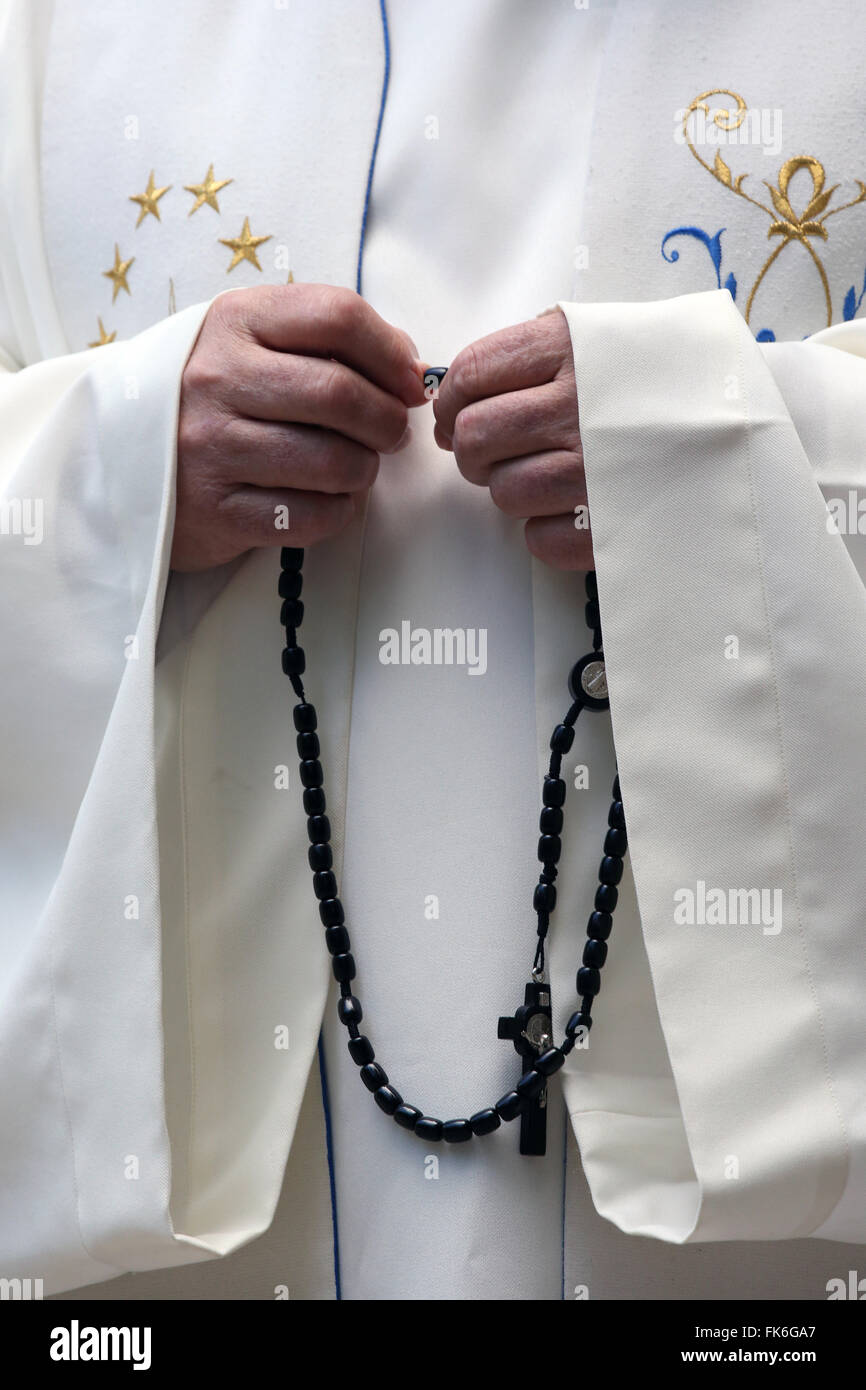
[497,980,552,1156]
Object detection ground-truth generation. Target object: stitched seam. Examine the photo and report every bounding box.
[734,303,850,1180]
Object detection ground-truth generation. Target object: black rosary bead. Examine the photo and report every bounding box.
[599,855,624,886]
[303,787,326,816]
[294,702,318,733]
[538,834,562,864]
[585,600,600,631]
[495,1091,524,1122]
[325,924,350,954]
[319,898,345,926]
[278,569,303,599]
[296,730,320,760]
[307,813,331,843]
[443,1119,472,1144]
[308,842,333,872]
[550,723,575,754]
[415,1117,444,1141]
[516,1069,545,1100]
[469,1108,501,1136]
[565,1010,593,1036]
[282,645,306,677]
[375,1085,403,1115]
[280,598,304,628]
[585,571,598,600]
[595,883,618,913]
[361,1062,388,1091]
[348,1035,374,1065]
[536,1047,565,1076]
[583,939,608,968]
[332,953,356,983]
[604,826,627,857]
[394,1104,422,1130]
[313,870,338,900]
[337,995,362,1027]
[300,759,323,788]
[280,547,304,571]
[608,800,626,830]
[612,773,620,799]
[542,776,566,807]
[533,881,557,912]
[577,966,601,997]
[560,1035,576,1056]
[587,909,613,940]
[539,806,563,835]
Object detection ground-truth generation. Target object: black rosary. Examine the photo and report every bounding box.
[277,370,627,1157]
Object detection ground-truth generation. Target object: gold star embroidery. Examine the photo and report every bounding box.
[219,216,272,273]
[129,170,172,227]
[102,244,135,302]
[88,317,116,347]
[184,163,233,215]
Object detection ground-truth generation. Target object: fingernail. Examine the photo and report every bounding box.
[393,424,413,452]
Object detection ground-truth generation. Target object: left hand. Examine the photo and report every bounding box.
[432,309,592,569]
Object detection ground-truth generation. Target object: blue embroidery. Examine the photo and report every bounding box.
[843,266,866,321]
[661,224,776,340]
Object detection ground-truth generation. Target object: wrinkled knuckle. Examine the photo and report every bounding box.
[488,472,521,517]
[451,404,483,464]
[450,339,488,402]
[381,402,409,451]
[321,285,364,342]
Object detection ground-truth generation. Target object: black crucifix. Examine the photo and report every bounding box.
[497,980,552,1156]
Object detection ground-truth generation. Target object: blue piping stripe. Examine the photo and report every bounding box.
[355,0,391,297]
[317,1031,342,1300]
[317,0,392,1302]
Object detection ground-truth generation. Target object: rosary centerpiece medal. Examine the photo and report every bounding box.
[278,368,627,1156]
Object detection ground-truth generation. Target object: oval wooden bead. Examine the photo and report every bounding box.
[565,1009,593,1036]
[375,1085,403,1115]
[608,800,626,830]
[414,1117,444,1141]
[495,1091,524,1122]
[281,645,306,676]
[308,842,333,872]
[332,952,356,983]
[296,731,320,760]
[294,702,318,733]
[536,1047,565,1076]
[347,1034,374,1065]
[361,1062,388,1091]
[394,1104,422,1130]
[583,938,608,968]
[281,597,304,629]
[585,571,598,600]
[539,806,563,835]
[599,855,623,886]
[337,994,362,1026]
[542,776,566,807]
[516,1069,545,1099]
[313,870,338,900]
[533,881,556,912]
[299,759,323,788]
[469,1108,501,1136]
[604,826,627,857]
[303,787,326,816]
[550,723,574,754]
[577,966,601,997]
[595,883,618,913]
[585,600,600,631]
[325,925,350,955]
[587,909,613,940]
[538,834,562,864]
[612,773,620,800]
[307,814,331,843]
[280,547,304,571]
[319,898,344,926]
[278,569,303,599]
[442,1119,473,1144]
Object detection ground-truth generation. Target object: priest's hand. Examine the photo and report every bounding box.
[173,284,427,571]
[431,309,591,569]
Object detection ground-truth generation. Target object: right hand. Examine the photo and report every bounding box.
[173,283,428,571]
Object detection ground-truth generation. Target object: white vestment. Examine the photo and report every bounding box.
[1,0,866,1300]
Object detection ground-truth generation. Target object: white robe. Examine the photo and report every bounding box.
[2,0,866,1300]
